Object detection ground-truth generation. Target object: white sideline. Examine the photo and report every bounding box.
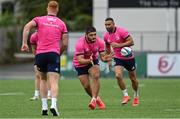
[0,92,25,96]
[14,53,34,58]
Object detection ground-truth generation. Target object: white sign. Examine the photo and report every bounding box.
[147,53,180,77]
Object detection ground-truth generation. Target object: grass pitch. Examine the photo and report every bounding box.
[0,78,180,118]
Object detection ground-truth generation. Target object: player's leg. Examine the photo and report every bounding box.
[48,72,60,116]
[129,70,139,106]
[39,72,48,115]
[47,79,51,100]
[89,65,100,98]
[125,58,139,106]
[78,74,92,97]
[30,65,40,100]
[88,64,105,110]
[47,52,60,116]
[75,66,96,109]
[114,58,130,104]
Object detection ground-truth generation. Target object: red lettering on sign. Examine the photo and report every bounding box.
[158,56,176,73]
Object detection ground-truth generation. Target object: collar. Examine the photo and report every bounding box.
[47,14,56,16]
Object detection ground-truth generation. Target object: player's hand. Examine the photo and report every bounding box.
[21,44,29,52]
[103,52,114,62]
[108,60,112,70]
[90,54,94,65]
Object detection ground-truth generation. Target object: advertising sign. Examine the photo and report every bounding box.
[147,53,180,77]
[109,0,180,8]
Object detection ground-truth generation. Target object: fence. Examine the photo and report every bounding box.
[67,31,180,56]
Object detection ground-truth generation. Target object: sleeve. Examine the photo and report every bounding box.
[32,17,39,27]
[119,27,130,40]
[62,22,68,34]
[75,42,84,56]
[98,38,105,53]
[103,33,110,45]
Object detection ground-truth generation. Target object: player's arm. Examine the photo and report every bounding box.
[104,40,113,69]
[111,35,134,48]
[105,42,112,55]
[21,20,36,52]
[99,51,112,62]
[77,55,92,65]
[60,33,68,55]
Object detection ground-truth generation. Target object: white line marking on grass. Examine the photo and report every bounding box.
[0,92,25,96]
[164,109,180,112]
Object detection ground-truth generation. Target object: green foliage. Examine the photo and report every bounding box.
[16,0,92,31]
[0,13,16,27]
[0,12,18,64]
[3,30,18,64]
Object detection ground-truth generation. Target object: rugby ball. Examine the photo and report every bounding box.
[120,47,132,57]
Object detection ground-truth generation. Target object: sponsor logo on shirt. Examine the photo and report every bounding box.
[42,22,59,28]
[47,17,57,22]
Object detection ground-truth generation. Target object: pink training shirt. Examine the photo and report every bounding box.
[73,36,105,67]
[104,26,134,60]
[30,32,38,45]
[33,15,68,55]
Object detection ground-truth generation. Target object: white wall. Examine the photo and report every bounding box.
[93,0,108,32]
[93,0,180,51]
[109,8,175,32]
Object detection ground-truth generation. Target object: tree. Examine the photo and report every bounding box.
[16,0,92,31]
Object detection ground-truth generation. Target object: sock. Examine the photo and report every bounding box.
[41,98,48,110]
[92,97,96,100]
[34,90,39,97]
[47,90,51,97]
[90,97,96,102]
[133,90,139,98]
[122,89,128,96]
[51,98,57,108]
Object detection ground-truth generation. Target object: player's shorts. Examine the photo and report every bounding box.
[35,52,60,73]
[34,57,37,66]
[114,57,136,71]
[74,59,99,76]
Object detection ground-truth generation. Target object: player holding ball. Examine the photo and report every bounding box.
[103,17,139,106]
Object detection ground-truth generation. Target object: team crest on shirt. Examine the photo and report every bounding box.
[107,38,111,43]
[115,35,120,41]
[85,48,90,52]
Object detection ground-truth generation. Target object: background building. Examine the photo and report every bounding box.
[93,0,180,52]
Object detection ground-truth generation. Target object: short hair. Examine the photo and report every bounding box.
[105,17,114,22]
[85,26,96,34]
[48,0,59,10]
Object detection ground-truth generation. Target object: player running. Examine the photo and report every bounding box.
[73,26,112,110]
[21,1,68,116]
[103,17,139,106]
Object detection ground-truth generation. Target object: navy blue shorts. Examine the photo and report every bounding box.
[35,52,60,73]
[74,59,99,76]
[114,58,136,71]
[34,58,37,66]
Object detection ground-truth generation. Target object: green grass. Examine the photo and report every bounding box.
[0,78,180,118]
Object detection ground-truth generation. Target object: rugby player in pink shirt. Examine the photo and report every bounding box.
[29,31,51,101]
[104,17,139,106]
[73,26,112,110]
[21,1,68,116]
